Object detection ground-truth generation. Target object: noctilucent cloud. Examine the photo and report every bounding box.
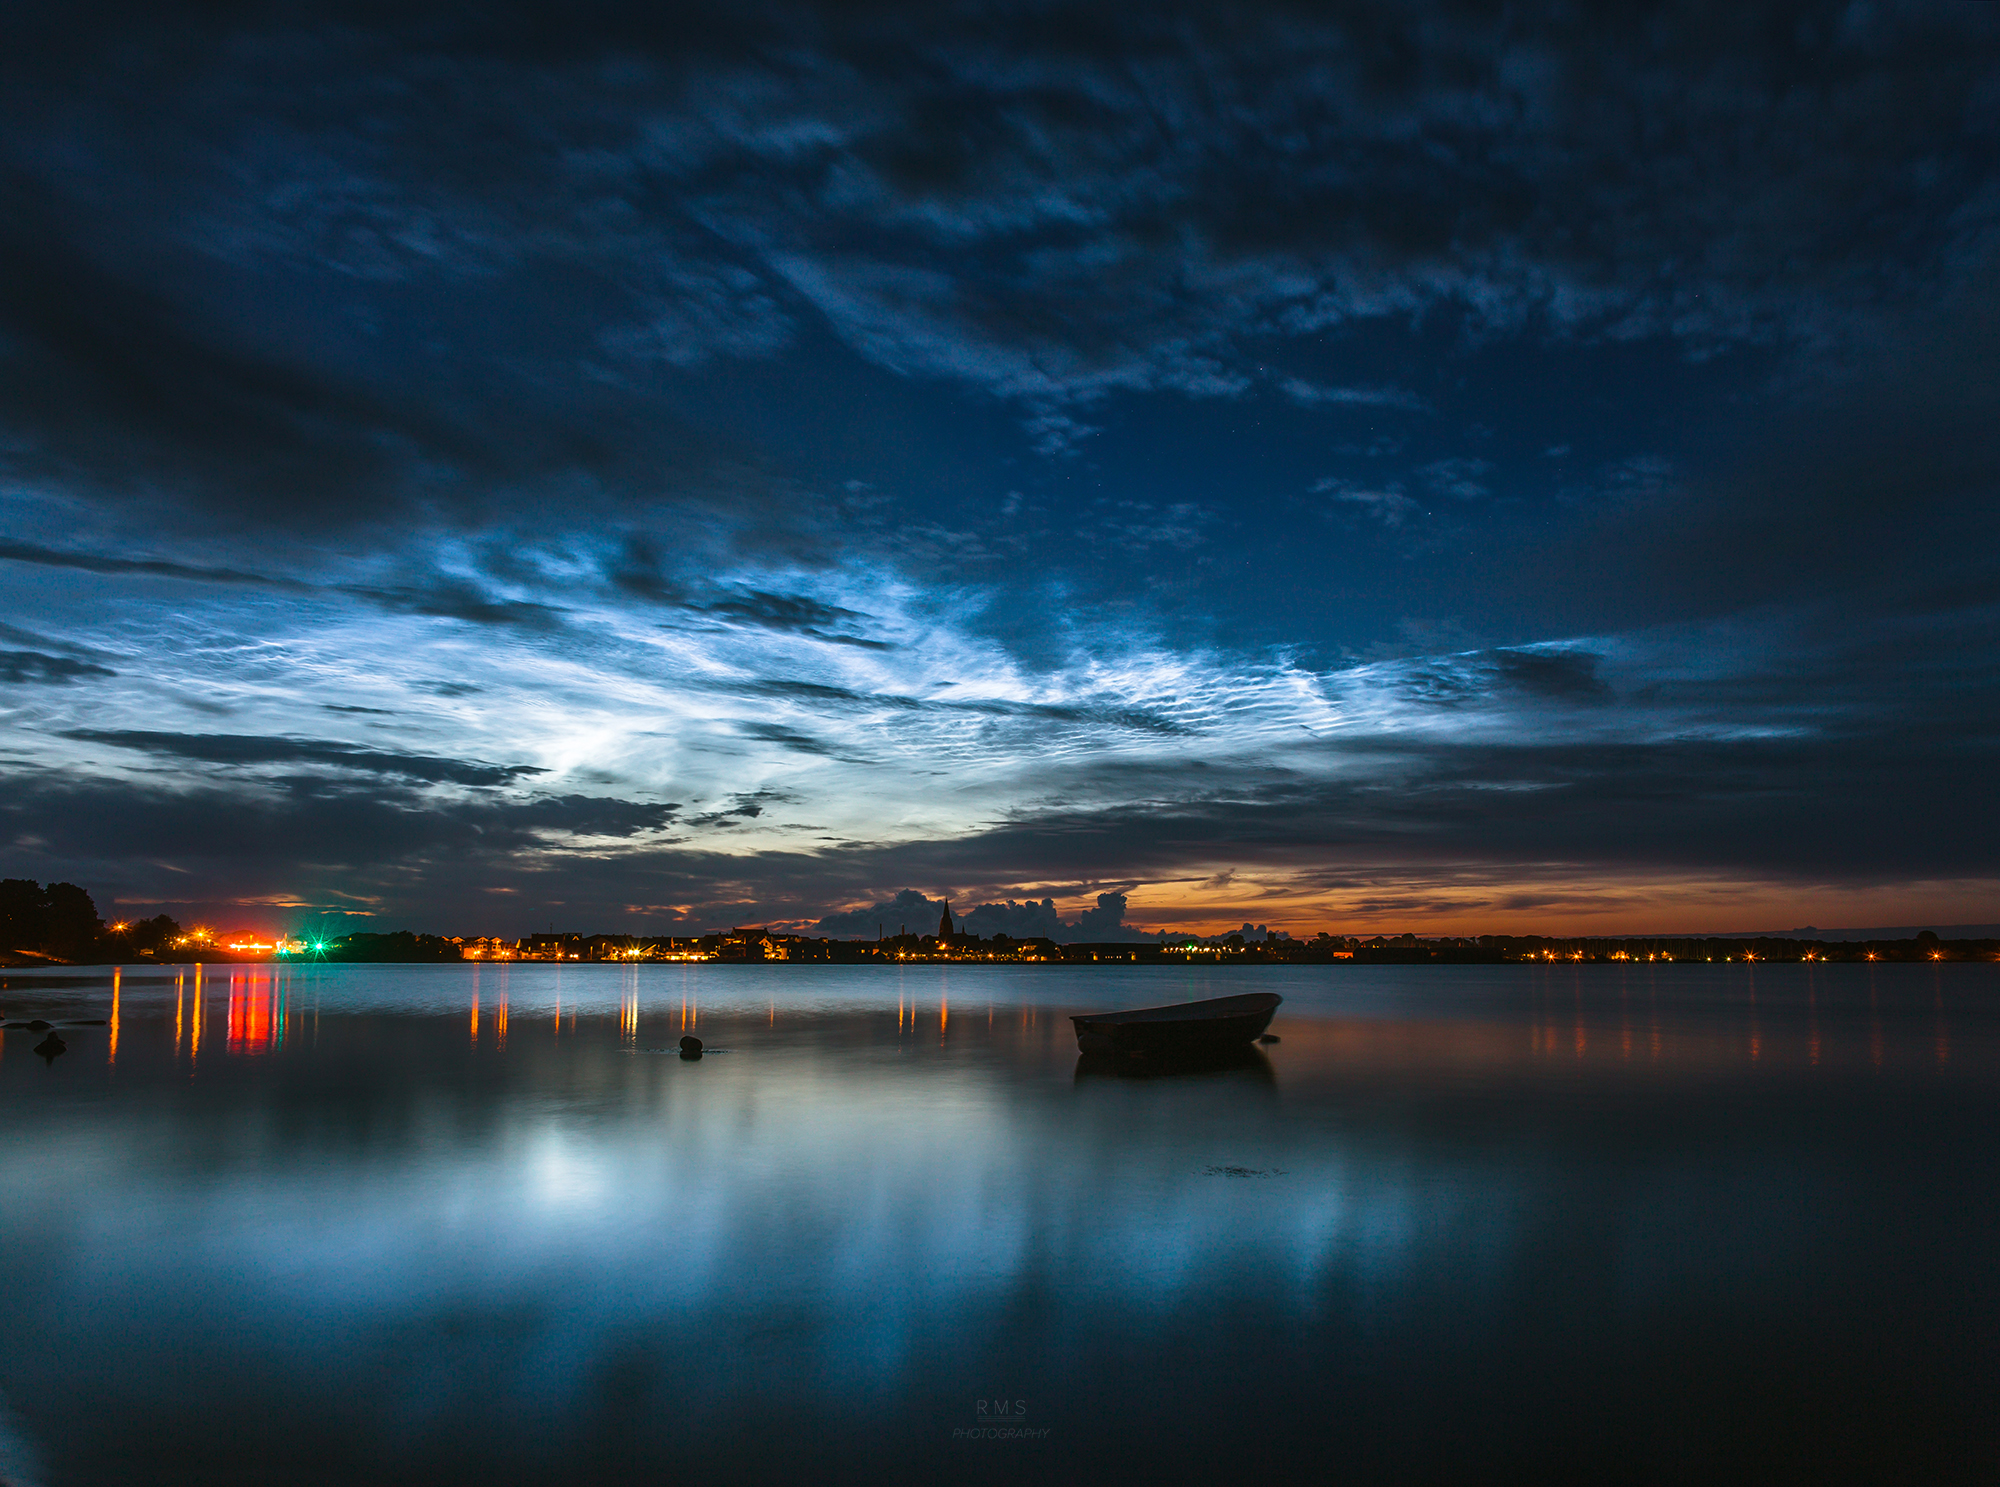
[2,3,1996,937]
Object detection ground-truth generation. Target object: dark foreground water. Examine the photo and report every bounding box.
[0,962,1996,1486]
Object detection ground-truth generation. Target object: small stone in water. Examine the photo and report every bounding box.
[679,1035,704,1054]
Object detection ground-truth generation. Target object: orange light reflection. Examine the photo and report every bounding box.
[1808,979,1820,1066]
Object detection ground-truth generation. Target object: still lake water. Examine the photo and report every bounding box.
[1,961,1996,1485]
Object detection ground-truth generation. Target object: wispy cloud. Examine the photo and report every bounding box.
[0,540,306,588]
[1278,379,1427,412]
[64,730,549,787]
[1313,477,1419,526]
[0,651,115,685]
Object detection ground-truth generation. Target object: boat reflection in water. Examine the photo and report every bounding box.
[1074,1042,1277,1084]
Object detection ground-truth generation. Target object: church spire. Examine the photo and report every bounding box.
[939,899,954,939]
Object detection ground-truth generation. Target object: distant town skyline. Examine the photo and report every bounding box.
[2,5,1996,935]
[8,870,1993,970]
[11,873,1998,956]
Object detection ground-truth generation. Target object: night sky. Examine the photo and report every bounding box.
[2,2,1996,938]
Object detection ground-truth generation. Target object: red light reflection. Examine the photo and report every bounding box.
[228,971,278,1054]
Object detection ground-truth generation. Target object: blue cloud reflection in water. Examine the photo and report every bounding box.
[0,963,1997,1485]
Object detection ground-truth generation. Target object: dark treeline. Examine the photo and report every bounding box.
[329,932,461,962]
[0,879,178,964]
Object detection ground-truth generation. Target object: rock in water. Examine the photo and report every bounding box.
[679,1035,704,1054]
[33,1032,66,1063]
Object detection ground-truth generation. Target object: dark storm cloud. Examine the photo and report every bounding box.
[690,590,895,649]
[741,679,925,710]
[952,698,1193,735]
[665,3,1995,394]
[0,775,486,887]
[1486,648,1611,703]
[1569,316,2000,628]
[609,541,897,643]
[1360,646,1616,711]
[64,730,548,787]
[342,581,568,630]
[494,794,680,837]
[3,0,1992,513]
[0,651,115,685]
[685,790,792,827]
[674,723,1964,911]
[0,772,680,910]
[733,721,852,759]
[0,158,745,547]
[0,540,305,588]
[704,591,870,635]
[904,723,2000,888]
[0,172,468,525]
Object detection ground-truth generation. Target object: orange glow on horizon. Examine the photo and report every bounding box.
[1110,872,2000,941]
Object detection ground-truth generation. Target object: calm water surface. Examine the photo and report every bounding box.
[1,962,1996,1485]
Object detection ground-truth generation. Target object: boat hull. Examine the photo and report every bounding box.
[1070,992,1281,1057]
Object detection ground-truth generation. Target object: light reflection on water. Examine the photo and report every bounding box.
[0,962,1996,1485]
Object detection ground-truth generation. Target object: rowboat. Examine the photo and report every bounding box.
[1070,991,1281,1057]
